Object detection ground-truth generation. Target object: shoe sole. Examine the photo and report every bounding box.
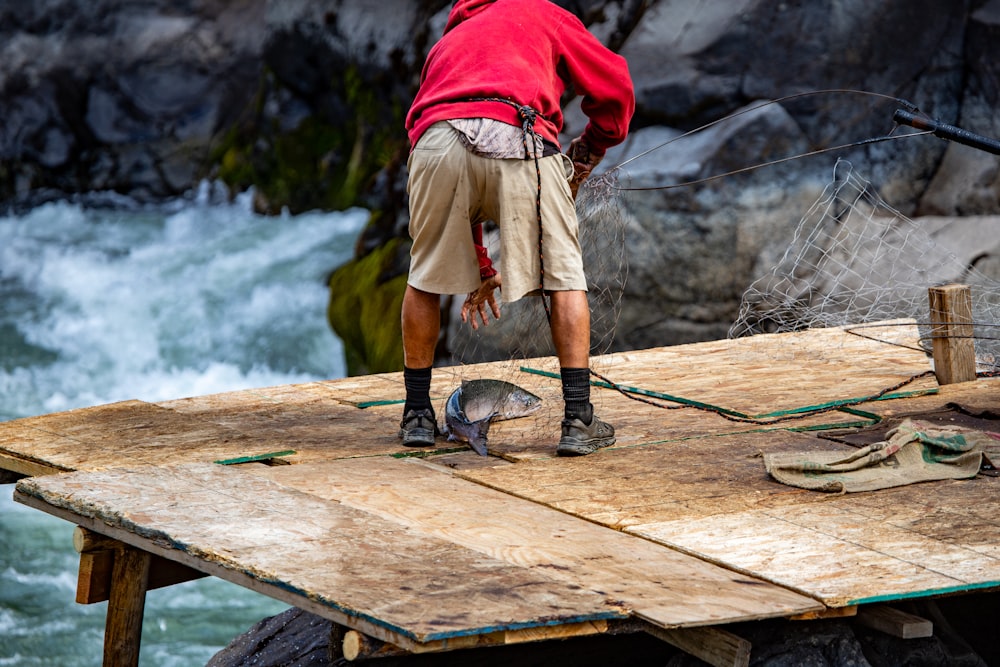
[399,427,436,447]
[556,435,616,456]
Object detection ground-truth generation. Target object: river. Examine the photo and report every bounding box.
[0,184,367,665]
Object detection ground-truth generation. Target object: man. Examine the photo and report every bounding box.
[400,0,635,456]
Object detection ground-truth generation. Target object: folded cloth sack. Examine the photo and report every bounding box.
[765,418,992,493]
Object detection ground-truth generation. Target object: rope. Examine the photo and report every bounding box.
[612,88,934,192]
[469,97,551,317]
[523,365,936,426]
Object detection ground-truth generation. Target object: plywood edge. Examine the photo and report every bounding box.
[845,580,1000,607]
[10,488,425,648]
[0,450,71,477]
[13,485,625,650]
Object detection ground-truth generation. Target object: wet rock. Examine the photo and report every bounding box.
[206,607,333,667]
[210,602,999,667]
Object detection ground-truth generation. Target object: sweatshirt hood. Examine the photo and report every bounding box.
[444,0,497,34]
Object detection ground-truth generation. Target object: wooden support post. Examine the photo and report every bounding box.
[342,630,410,661]
[856,605,933,639]
[104,545,151,667]
[74,526,206,604]
[928,284,977,385]
[643,625,751,667]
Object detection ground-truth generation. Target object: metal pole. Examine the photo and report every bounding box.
[893,109,1000,156]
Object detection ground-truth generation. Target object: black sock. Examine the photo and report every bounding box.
[403,366,433,415]
[561,367,593,423]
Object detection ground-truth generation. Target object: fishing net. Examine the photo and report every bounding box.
[439,168,631,433]
[443,169,629,368]
[730,159,1000,374]
[435,147,1000,449]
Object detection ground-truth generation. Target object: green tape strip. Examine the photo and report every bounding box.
[752,388,938,419]
[215,450,297,465]
[518,366,747,417]
[357,399,406,409]
[520,366,936,423]
[848,579,1000,606]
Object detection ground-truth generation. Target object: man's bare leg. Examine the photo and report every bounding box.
[399,285,441,446]
[402,284,440,369]
[549,290,616,455]
[549,290,590,368]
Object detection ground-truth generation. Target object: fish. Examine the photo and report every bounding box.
[443,379,543,456]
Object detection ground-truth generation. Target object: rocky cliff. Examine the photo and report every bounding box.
[3,0,999,369]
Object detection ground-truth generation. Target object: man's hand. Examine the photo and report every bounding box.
[461,274,502,330]
[567,136,604,198]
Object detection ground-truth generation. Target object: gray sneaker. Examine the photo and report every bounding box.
[398,408,439,447]
[556,415,616,456]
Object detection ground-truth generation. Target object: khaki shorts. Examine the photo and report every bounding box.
[406,122,587,302]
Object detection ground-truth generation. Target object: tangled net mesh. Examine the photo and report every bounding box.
[730,160,1000,374]
[440,169,630,427]
[443,168,629,368]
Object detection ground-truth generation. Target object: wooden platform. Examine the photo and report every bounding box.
[5,322,1000,665]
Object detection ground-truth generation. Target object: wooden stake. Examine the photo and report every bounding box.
[928,284,976,385]
[104,545,151,667]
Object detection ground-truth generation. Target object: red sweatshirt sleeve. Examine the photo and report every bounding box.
[556,16,635,155]
[472,223,497,280]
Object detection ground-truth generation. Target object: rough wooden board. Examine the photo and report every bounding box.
[157,390,407,462]
[853,376,1000,420]
[0,390,460,475]
[628,490,1000,608]
[362,367,878,462]
[855,605,933,639]
[832,483,1000,560]
[250,457,822,628]
[0,323,934,475]
[14,463,626,646]
[453,419,1000,606]
[455,431,849,529]
[0,400,257,471]
[572,324,934,418]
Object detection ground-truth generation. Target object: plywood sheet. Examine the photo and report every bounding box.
[156,385,410,462]
[14,463,626,647]
[456,420,1000,607]
[0,400,256,471]
[629,486,1000,607]
[456,430,845,528]
[571,323,935,419]
[0,387,461,474]
[250,457,821,628]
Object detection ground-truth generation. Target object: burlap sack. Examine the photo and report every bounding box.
[765,419,991,493]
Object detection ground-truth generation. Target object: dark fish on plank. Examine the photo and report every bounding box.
[444,379,543,456]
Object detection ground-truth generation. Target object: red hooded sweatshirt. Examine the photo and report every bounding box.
[406,0,635,155]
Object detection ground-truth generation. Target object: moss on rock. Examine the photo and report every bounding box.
[212,67,408,216]
[327,236,408,376]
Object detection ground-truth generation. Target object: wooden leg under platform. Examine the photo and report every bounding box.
[73,527,207,666]
[104,545,151,666]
